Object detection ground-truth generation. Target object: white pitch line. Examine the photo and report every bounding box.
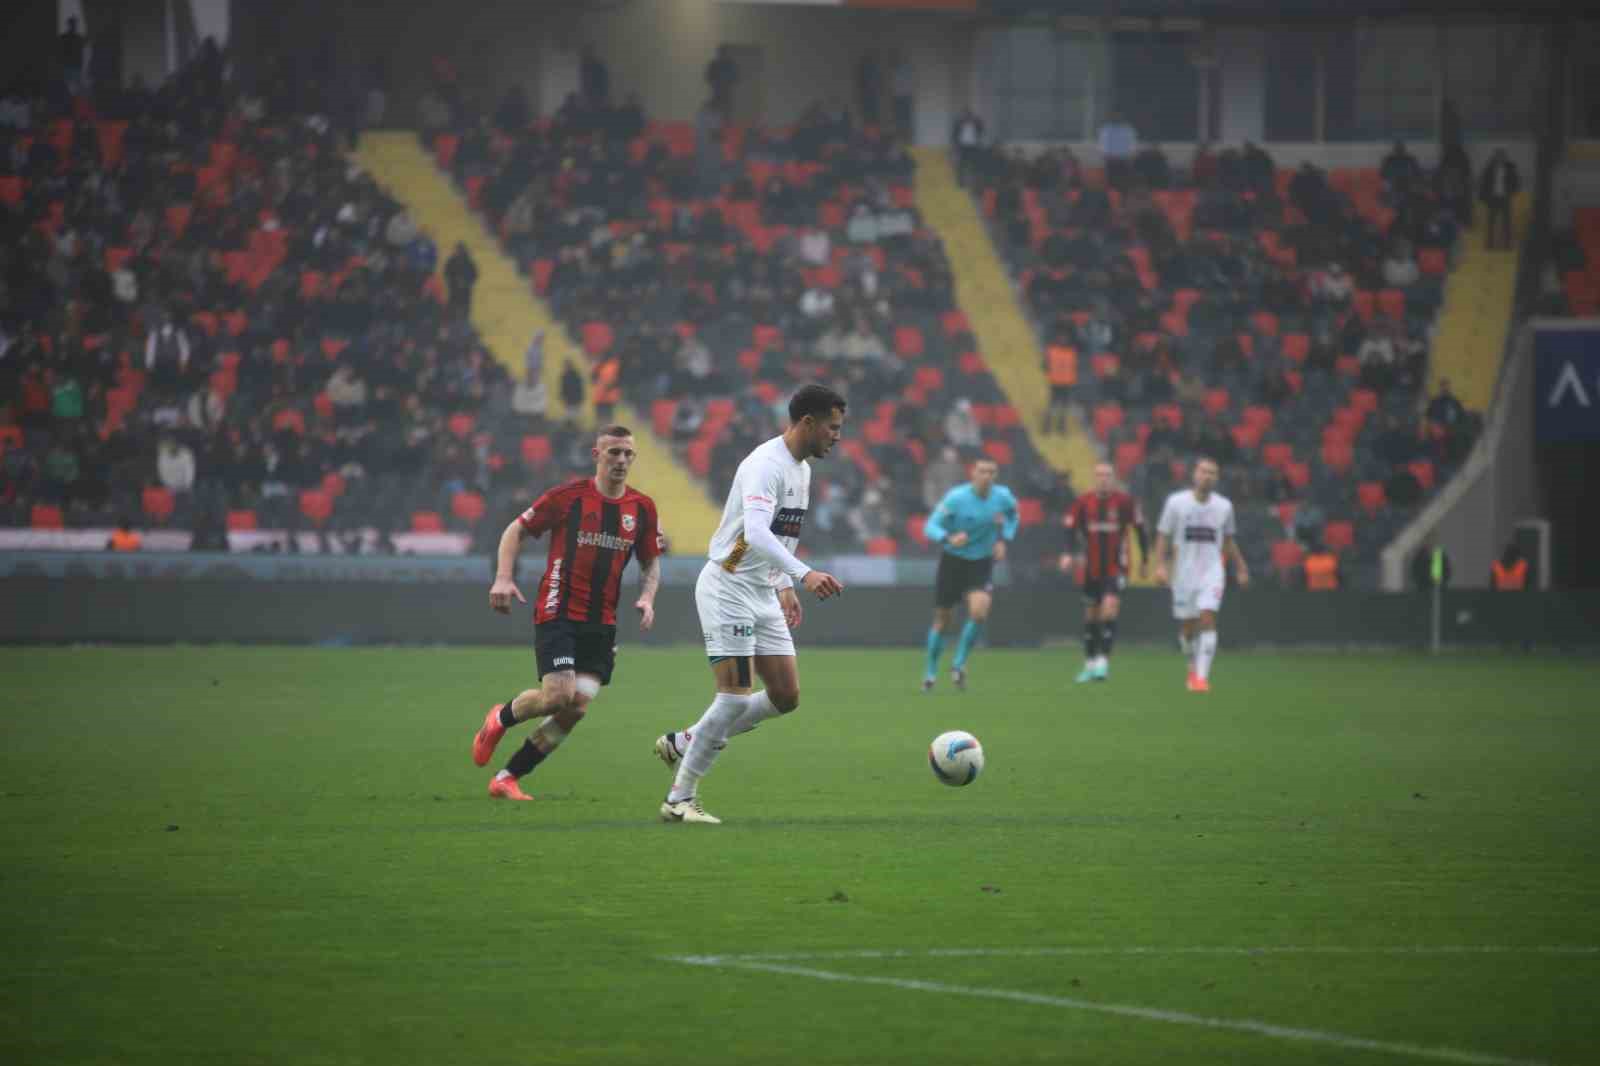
[675,945,1600,964]
[664,954,1568,1066]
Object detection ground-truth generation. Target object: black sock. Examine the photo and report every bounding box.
[1100,619,1118,658]
[504,738,547,778]
[1084,621,1101,660]
[497,699,518,729]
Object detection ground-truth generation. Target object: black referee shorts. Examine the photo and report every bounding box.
[534,619,617,685]
[934,553,995,609]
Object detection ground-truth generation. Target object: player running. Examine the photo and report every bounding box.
[653,384,847,825]
[470,425,665,800]
[1060,461,1147,683]
[1152,456,1249,693]
[921,457,1018,692]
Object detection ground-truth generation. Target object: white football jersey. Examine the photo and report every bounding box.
[709,436,811,588]
[1157,489,1236,589]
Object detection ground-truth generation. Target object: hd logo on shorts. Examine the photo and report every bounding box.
[727,624,754,638]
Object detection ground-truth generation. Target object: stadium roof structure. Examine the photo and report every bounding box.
[983,0,1578,18]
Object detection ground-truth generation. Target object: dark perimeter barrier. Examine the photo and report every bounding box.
[4,553,1599,650]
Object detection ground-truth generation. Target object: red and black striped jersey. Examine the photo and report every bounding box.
[518,478,664,626]
[1065,491,1146,581]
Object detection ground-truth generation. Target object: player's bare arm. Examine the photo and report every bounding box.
[778,585,803,629]
[1152,532,1171,586]
[635,554,660,630]
[490,520,529,613]
[1225,535,1250,588]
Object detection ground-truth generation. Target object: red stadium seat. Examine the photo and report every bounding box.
[651,400,676,438]
[299,490,334,527]
[1335,355,1361,378]
[1350,388,1379,415]
[520,435,552,466]
[753,324,783,351]
[906,515,930,547]
[1203,388,1231,417]
[982,439,1014,466]
[30,504,65,529]
[0,425,22,452]
[1284,460,1311,490]
[1249,310,1280,338]
[1357,481,1388,515]
[893,325,925,360]
[1242,405,1274,431]
[1274,501,1299,531]
[1152,404,1183,430]
[1114,440,1145,478]
[1016,498,1044,527]
[1419,248,1448,276]
[1230,422,1264,451]
[312,392,335,421]
[958,352,986,375]
[321,472,347,498]
[1092,403,1124,440]
[941,310,971,336]
[226,509,258,531]
[1262,442,1293,471]
[1323,520,1355,553]
[411,511,445,533]
[913,366,944,392]
[1321,440,1354,475]
[142,486,175,523]
[1408,459,1436,491]
[1281,333,1310,363]
[1091,353,1121,380]
[865,537,899,558]
[1353,290,1377,323]
[581,321,614,356]
[448,412,476,439]
[451,491,487,526]
[992,405,1021,429]
[532,259,554,295]
[1271,540,1306,579]
[1378,289,1406,321]
[686,439,713,476]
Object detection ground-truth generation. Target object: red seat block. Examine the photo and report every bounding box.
[651,400,676,438]
[982,439,1014,466]
[1377,289,1406,321]
[941,310,971,336]
[958,352,986,375]
[299,490,334,526]
[451,491,487,526]
[142,486,176,523]
[1249,310,1280,338]
[1203,388,1231,417]
[1357,481,1387,515]
[1114,440,1145,478]
[1408,460,1436,491]
[1271,540,1306,577]
[581,321,614,356]
[1281,333,1310,363]
[30,504,65,529]
[893,325,925,359]
[1152,404,1183,430]
[521,435,552,465]
[913,366,944,392]
[1323,520,1355,553]
[411,511,444,533]
[1017,498,1044,527]
[1284,460,1311,490]
[1092,403,1124,440]
[865,537,899,558]
[1262,442,1293,471]
[1242,405,1275,431]
[1321,440,1354,474]
[226,509,258,531]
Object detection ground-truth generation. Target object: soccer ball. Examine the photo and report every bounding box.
[928,730,984,787]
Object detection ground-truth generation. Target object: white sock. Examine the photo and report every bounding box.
[727,690,782,738]
[533,718,570,753]
[668,693,748,803]
[1179,632,1193,658]
[1196,630,1218,681]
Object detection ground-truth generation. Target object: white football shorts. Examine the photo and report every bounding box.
[1171,577,1225,621]
[696,561,795,659]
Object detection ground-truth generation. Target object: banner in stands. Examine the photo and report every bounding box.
[1533,325,1600,443]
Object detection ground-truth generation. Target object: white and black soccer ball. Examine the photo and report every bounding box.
[928,730,984,787]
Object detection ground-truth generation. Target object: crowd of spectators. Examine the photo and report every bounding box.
[1,48,599,551]
[975,124,1485,586]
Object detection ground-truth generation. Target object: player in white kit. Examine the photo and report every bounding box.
[1152,457,1250,692]
[655,384,847,824]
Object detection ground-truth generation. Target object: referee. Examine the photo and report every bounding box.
[921,457,1019,691]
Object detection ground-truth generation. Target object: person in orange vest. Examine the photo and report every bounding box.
[1490,543,1528,590]
[1302,543,1341,591]
[591,356,621,424]
[106,517,143,553]
[1042,341,1077,435]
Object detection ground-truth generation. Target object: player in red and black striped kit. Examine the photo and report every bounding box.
[469,425,666,800]
[1059,461,1147,683]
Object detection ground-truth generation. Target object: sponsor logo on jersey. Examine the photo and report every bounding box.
[544,558,562,612]
[770,506,806,538]
[577,530,633,551]
[1183,525,1219,543]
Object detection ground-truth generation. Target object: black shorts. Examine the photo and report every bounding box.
[935,553,995,609]
[1081,575,1127,606]
[534,619,617,685]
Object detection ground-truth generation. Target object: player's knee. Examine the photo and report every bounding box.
[770,687,800,713]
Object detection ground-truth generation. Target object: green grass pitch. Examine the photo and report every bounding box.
[3,645,1598,1065]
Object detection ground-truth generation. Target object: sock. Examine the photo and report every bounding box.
[727,689,783,738]
[1196,630,1218,681]
[532,717,570,753]
[1100,619,1118,659]
[1179,632,1194,660]
[924,627,946,680]
[952,619,985,670]
[668,692,748,803]
[503,738,546,778]
[497,700,518,729]
[1083,620,1101,662]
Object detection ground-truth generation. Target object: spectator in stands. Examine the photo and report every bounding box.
[951,109,986,187]
[1479,149,1521,251]
[591,353,620,423]
[107,518,143,553]
[1097,112,1138,188]
[444,243,478,317]
[1043,340,1077,435]
[1302,542,1342,590]
[1357,322,1400,393]
[144,312,194,400]
[157,436,196,495]
[849,485,892,544]
[1133,143,1171,189]
[559,360,584,425]
[1382,239,1421,288]
[1436,139,1474,226]
[1426,378,1467,436]
[706,45,739,116]
[60,17,87,94]
[1289,162,1335,226]
[922,445,965,511]
[1490,542,1528,591]
[1310,262,1354,309]
[1380,141,1423,201]
[943,398,982,451]
[671,395,705,444]
[857,52,883,125]
[495,85,530,135]
[579,44,610,106]
[1241,142,1276,194]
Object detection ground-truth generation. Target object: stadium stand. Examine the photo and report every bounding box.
[431,94,1073,559]
[0,60,603,552]
[970,141,1483,587]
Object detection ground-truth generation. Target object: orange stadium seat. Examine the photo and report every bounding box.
[411,511,445,533]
